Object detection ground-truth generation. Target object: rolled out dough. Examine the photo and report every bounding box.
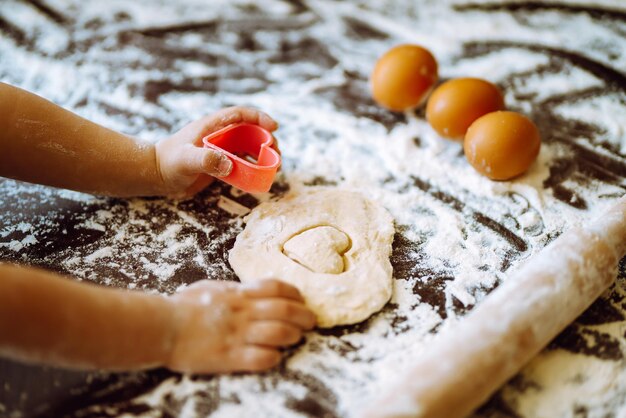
[229,188,395,327]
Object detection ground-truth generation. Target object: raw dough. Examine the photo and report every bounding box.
[282,226,350,274]
[229,188,395,327]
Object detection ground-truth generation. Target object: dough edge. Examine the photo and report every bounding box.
[229,188,395,327]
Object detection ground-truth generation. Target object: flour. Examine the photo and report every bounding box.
[0,0,625,417]
[216,196,251,217]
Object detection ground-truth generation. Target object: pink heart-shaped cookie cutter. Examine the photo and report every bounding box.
[202,123,281,193]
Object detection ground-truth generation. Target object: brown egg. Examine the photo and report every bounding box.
[426,78,505,140]
[370,44,438,112]
[464,111,541,180]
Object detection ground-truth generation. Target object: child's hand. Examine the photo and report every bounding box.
[155,107,279,199]
[167,279,316,374]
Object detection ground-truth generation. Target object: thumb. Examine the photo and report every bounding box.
[183,146,233,177]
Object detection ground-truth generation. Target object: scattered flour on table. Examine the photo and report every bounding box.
[0,0,625,417]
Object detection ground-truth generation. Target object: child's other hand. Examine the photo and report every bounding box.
[167,279,316,374]
[155,107,279,199]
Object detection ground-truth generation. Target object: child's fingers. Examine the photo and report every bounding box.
[179,175,214,199]
[178,145,233,177]
[271,134,281,155]
[244,321,302,347]
[242,279,305,302]
[187,107,278,142]
[215,106,278,132]
[232,346,282,372]
[250,299,316,330]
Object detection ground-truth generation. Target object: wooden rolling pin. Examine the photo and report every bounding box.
[364,196,626,418]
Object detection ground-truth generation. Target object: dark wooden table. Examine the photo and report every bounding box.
[1,1,625,417]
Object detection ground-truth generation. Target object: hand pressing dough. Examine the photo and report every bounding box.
[229,188,395,327]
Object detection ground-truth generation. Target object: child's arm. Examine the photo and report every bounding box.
[0,83,307,374]
[0,263,316,373]
[0,82,278,198]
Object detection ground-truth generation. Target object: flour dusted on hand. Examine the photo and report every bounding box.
[229,188,395,327]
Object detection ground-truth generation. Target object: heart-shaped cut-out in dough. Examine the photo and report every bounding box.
[282,226,351,274]
[230,189,394,327]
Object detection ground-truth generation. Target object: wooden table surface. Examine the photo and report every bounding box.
[1,1,625,417]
